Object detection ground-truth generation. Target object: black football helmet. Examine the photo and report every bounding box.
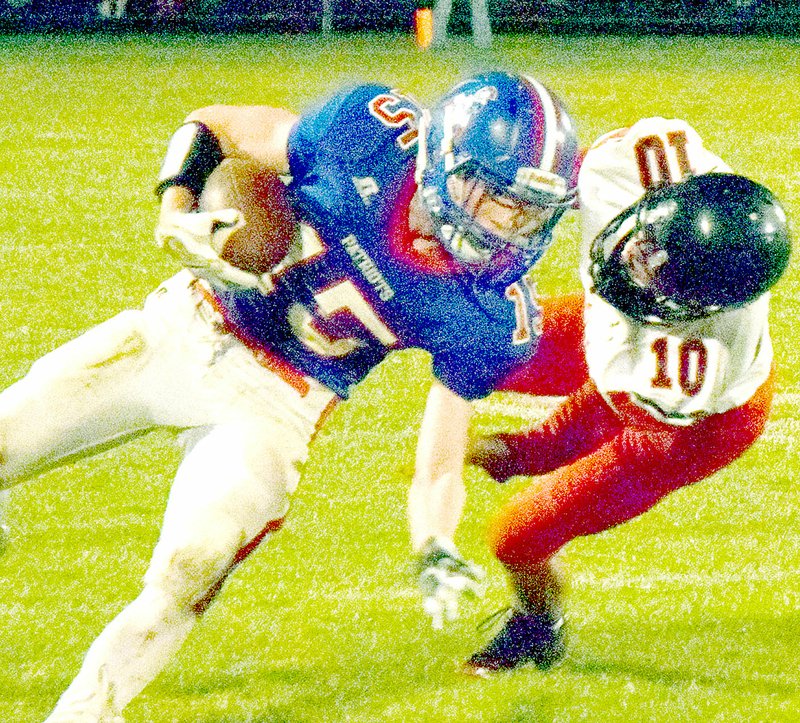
[589,172,791,323]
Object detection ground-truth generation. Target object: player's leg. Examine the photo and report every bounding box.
[44,419,297,721]
[0,305,175,487]
[467,382,619,673]
[0,271,266,489]
[473,379,624,481]
[43,297,339,722]
[431,0,453,46]
[468,374,774,672]
[469,0,493,48]
[472,294,602,480]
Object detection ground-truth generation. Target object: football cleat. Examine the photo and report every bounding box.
[464,607,566,674]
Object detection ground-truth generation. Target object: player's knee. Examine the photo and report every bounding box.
[487,516,552,569]
[243,440,298,503]
[145,533,243,614]
[486,524,512,564]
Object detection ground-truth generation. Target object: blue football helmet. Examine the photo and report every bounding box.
[417,71,579,286]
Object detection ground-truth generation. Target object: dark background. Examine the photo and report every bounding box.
[1,0,797,35]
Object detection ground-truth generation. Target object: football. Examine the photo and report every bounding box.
[199,157,297,274]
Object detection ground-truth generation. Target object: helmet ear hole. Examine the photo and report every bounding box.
[592,172,792,323]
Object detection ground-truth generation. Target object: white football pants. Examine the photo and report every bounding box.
[0,271,338,722]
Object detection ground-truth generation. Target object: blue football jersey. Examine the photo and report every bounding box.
[211,84,540,400]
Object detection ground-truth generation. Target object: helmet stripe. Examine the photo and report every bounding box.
[523,75,559,174]
[414,109,432,185]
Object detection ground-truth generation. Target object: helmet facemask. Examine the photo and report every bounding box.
[620,226,723,322]
[591,202,733,324]
[435,162,570,269]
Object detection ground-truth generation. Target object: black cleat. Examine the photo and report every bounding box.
[464,608,565,674]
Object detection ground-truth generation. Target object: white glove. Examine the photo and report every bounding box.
[416,537,485,630]
[156,209,274,294]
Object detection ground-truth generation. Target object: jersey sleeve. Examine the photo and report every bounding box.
[287,87,367,180]
[427,280,541,400]
[287,84,417,182]
[431,343,528,400]
[431,343,537,400]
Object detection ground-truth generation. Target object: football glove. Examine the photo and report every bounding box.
[156,209,274,294]
[468,434,515,483]
[415,536,485,630]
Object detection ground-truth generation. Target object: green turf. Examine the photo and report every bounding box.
[0,31,798,722]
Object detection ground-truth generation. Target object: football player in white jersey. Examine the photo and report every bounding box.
[420,117,791,673]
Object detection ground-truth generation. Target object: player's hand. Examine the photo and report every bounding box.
[415,537,485,630]
[157,208,243,257]
[156,210,274,294]
[467,434,514,483]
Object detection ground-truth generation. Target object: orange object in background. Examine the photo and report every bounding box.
[414,8,433,49]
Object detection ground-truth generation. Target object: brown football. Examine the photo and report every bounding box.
[199,157,297,274]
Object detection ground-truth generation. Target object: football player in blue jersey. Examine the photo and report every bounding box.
[0,72,578,722]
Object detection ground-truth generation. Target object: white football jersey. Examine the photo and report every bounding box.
[578,117,773,425]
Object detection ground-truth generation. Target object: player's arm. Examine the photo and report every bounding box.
[184,105,299,175]
[408,379,484,629]
[155,105,299,290]
[157,105,298,218]
[409,379,471,550]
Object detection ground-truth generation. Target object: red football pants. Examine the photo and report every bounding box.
[487,294,774,568]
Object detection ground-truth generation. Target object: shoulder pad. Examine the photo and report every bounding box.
[320,85,421,161]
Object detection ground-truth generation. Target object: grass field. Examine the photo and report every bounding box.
[0,30,798,722]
